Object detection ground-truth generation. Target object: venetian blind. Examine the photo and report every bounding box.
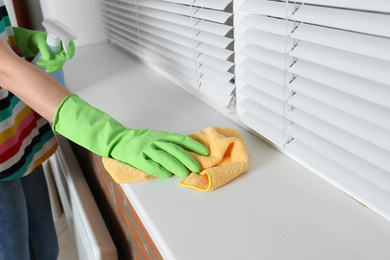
[236,0,390,219]
[101,0,235,106]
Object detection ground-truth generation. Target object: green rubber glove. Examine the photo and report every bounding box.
[53,94,210,178]
[13,27,75,73]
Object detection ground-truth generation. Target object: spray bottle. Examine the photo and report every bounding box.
[32,18,77,86]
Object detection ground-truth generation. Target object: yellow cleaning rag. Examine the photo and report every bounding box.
[102,127,249,192]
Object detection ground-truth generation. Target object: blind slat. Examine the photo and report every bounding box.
[286,108,390,173]
[240,15,294,36]
[286,124,390,193]
[239,98,288,130]
[291,23,390,62]
[293,4,390,37]
[281,0,390,13]
[137,0,232,23]
[241,1,390,37]
[288,91,390,152]
[197,53,234,72]
[289,60,390,109]
[239,85,290,116]
[241,29,294,54]
[240,111,286,146]
[240,72,291,101]
[164,0,231,10]
[288,77,390,131]
[290,41,390,85]
[241,59,291,86]
[241,44,291,70]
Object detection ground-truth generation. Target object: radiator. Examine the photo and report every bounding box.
[48,135,117,260]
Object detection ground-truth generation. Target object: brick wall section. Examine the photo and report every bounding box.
[71,144,164,260]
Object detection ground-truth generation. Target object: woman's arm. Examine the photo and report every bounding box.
[0,36,70,122]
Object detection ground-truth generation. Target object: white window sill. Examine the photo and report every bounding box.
[63,43,390,260]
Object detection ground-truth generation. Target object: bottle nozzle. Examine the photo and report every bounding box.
[42,18,77,53]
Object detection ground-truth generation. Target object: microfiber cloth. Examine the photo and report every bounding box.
[102,127,249,192]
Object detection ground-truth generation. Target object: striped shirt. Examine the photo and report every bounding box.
[0,0,58,180]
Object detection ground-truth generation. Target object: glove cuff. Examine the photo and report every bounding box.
[52,93,77,135]
[53,94,127,157]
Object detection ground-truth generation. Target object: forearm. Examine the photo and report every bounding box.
[0,37,70,122]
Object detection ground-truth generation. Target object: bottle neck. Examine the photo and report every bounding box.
[46,33,62,54]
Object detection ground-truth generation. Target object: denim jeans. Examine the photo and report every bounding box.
[0,166,59,260]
